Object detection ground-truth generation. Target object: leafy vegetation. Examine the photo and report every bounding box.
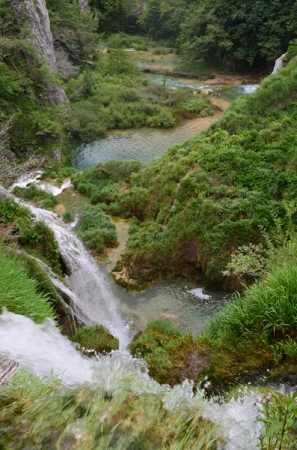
[12,186,58,211]
[66,45,216,141]
[0,1,69,159]
[79,204,118,253]
[129,319,203,385]
[0,197,63,274]
[71,59,297,290]
[139,0,297,70]
[198,263,297,385]
[0,369,217,449]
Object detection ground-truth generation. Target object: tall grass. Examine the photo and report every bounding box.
[201,264,297,381]
[0,249,56,323]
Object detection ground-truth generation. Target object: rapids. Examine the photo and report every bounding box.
[0,309,263,449]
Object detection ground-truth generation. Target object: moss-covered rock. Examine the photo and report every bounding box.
[71,325,119,354]
[129,319,209,386]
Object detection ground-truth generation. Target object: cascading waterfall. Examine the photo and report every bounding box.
[272,53,287,74]
[27,203,131,352]
[0,174,265,448]
[7,173,130,351]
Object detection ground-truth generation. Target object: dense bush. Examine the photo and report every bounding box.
[66,64,214,141]
[79,204,118,253]
[200,263,297,383]
[0,197,63,274]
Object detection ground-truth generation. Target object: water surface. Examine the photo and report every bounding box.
[72,77,258,170]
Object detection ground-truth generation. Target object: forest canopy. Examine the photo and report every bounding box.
[96,0,297,70]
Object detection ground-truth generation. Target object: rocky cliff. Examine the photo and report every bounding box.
[78,0,90,12]
[10,0,68,106]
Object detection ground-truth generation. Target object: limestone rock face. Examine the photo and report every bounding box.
[78,0,90,12]
[10,0,68,105]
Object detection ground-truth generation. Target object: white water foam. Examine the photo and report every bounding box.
[190,287,212,300]
[0,310,263,448]
[26,204,130,351]
[10,171,72,196]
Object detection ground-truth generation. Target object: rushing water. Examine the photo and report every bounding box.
[8,173,230,339]
[0,310,263,449]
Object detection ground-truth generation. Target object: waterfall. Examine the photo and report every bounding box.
[0,174,267,448]
[27,204,131,351]
[6,173,130,351]
[272,53,287,74]
[0,309,263,448]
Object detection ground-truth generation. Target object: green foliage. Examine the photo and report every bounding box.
[222,243,268,281]
[105,35,134,75]
[67,65,200,140]
[71,324,119,353]
[0,1,68,157]
[68,59,297,290]
[16,253,58,304]
[200,263,297,383]
[0,368,217,449]
[259,391,297,449]
[89,0,142,33]
[79,204,117,253]
[46,0,98,63]
[177,0,297,69]
[179,97,217,118]
[0,197,62,275]
[129,319,200,385]
[0,248,56,322]
[12,186,58,210]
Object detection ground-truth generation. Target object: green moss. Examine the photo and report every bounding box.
[129,319,204,386]
[71,325,119,353]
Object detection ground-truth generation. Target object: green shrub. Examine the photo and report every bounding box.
[79,204,117,253]
[200,264,297,382]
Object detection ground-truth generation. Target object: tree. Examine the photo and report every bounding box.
[104,35,134,74]
[178,0,297,70]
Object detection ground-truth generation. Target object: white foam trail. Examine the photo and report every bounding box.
[9,170,43,190]
[201,390,263,449]
[10,171,72,196]
[37,178,72,195]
